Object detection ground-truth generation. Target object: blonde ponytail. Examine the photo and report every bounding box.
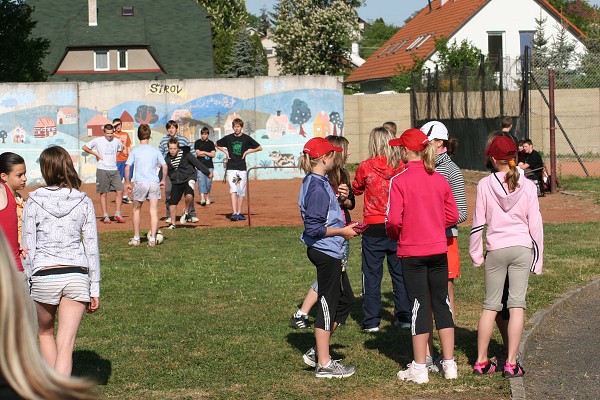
[422,142,437,174]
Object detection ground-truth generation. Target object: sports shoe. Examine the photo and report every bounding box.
[122,196,133,204]
[180,212,188,224]
[102,216,111,224]
[315,359,355,379]
[442,359,458,379]
[205,199,211,205]
[394,320,411,330]
[237,213,246,221]
[189,216,199,223]
[503,362,525,378]
[363,326,380,333]
[230,213,239,221]
[473,358,497,375]
[165,217,172,223]
[147,239,156,247]
[396,361,429,384]
[167,224,176,230]
[128,237,140,246]
[290,314,310,329]
[303,347,317,368]
[114,215,126,223]
[200,200,206,206]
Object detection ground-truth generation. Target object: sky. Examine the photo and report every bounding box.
[245,0,600,28]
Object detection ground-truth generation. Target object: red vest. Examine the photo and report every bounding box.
[0,182,23,271]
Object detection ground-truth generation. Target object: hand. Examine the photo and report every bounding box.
[87,297,99,313]
[337,183,349,201]
[341,223,359,239]
[125,183,133,193]
[241,151,247,160]
[208,172,214,179]
[95,155,102,161]
[159,180,165,189]
[19,244,28,259]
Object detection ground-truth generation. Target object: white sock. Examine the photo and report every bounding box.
[295,310,307,318]
[412,361,426,370]
[443,358,455,365]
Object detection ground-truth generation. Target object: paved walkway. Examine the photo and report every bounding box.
[513,278,600,399]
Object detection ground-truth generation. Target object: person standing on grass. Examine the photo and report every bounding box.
[470,136,543,378]
[351,126,411,332]
[22,146,100,376]
[216,118,262,221]
[0,152,28,271]
[112,118,134,204]
[194,127,216,206]
[165,138,212,229]
[82,124,126,224]
[125,124,167,247]
[298,137,358,379]
[159,120,198,223]
[290,135,355,329]
[386,128,459,384]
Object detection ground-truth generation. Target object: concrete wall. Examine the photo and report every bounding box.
[0,76,343,184]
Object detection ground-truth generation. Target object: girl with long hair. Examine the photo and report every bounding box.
[22,146,100,376]
[0,152,27,270]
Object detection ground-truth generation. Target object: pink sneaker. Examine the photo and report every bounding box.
[503,362,525,378]
[473,358,497,375]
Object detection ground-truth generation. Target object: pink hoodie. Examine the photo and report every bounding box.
[469,172,544,274]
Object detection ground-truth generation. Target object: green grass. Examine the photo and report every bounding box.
[558,175,600,204]
[73,224,600,399]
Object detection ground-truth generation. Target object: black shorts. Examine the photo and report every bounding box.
[307,247,354,331]
[168,182,194,205]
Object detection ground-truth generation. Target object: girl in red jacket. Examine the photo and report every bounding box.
[386,128,459,384]
[352,126,411,332]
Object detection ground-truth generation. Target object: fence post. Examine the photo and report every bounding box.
[548,68,557,194]
[522,47,530,139]
[499,56,504,117]
[449,68,454,120]
[426,68,432,120]
[410,73,418,127]
[480,54,486,119]
[463,60,468,119]
[435,64,440,119]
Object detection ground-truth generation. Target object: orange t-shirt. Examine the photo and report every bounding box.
[114,130,132,162]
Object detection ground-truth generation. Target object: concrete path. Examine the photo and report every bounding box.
[513,278,600,399]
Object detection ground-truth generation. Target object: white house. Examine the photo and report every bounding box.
[346,0,587,93]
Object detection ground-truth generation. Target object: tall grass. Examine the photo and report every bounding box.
[74,223,599,399]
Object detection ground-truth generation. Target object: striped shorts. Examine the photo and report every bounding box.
[29,267,90,305]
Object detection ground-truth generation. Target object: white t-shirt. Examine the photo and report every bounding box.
[87,137,123,171]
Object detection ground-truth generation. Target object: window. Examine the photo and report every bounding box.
[118,50,128,70]
[406,35,427,51]
[520,31,535,55]
[488,32,504,72]
[94,50,109,71]
[377,42,394,57]
[122,6,134,16]
[416,34,432,49]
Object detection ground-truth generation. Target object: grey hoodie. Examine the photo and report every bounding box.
[22,187,100,297]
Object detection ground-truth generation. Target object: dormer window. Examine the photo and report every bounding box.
[121,6,134,16]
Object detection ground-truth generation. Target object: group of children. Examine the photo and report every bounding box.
[295,121,543,382]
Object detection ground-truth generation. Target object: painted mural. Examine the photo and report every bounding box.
[0,77,344,184]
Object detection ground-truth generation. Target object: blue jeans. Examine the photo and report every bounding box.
[361,234,411,329]
[197,168,213,194]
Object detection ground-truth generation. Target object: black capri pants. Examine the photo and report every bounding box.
[307,247,354,331]
[401,253,455,335]
[168,182,194,205]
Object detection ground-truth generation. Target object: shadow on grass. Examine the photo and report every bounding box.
[73,350,112,385]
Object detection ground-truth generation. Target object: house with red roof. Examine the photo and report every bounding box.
[33,118,57,138]
[313,112,332,138]
[86,114,112,137]
[265,111,298,138]
[346,0,587,93]
[120,110,135,132]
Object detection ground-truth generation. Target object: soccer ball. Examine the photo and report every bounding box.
[146,230,164,245]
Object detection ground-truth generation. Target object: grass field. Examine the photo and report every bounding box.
[74,223,600,399]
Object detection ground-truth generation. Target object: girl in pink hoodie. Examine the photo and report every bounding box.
[469,136,543,378]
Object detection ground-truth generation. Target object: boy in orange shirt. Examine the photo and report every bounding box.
[113,118,134,204]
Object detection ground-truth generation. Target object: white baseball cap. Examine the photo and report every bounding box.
[420,121,448,141]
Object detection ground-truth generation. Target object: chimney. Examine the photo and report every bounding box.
[88,0,97,26]
[441,0,449,6]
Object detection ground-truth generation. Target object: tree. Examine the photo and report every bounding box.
[258,7,271,36]
[531,14,550,71]
[272,0,363,75]
[547,0,598,36]
[0,0,50,82]
[389,53,425,93]
[135,105,159,125]
[198,0,247,76]
[226,28,267,77]
[434,37,482,71]
[549,23,577,70]
[359,18,398,60]
[329,111,342,135]
[0,130,7,144]
[290,99,311,137]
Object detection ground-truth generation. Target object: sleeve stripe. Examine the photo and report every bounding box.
[470,225,485,236]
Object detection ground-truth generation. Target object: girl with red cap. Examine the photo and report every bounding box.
[470,135,543,378]
[386,128,459,384]
[297,137,359,378]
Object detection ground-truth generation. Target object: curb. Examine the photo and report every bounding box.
[510,276,600,399]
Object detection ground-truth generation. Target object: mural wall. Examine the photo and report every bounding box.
[0,77,343,184]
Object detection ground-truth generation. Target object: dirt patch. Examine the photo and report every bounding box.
[20,171,600,234]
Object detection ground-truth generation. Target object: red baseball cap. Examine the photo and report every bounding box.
[303,137,342,158]
[389,128,429,151]
[486,136,517,160]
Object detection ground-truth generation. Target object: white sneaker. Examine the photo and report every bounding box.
[442,359,458,379]
[396,361,429,384]
[363,326,380,333]
[205,199,211,205]
[180,212,188,224]
[165,217,171,223]
[189,216,199,223]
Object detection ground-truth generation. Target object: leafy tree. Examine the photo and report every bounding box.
[434,37,482,71]
[272,0,363,75]
[0,0,50,82]
[290,99,311,137]
[226,28,267,77]
[135,105,159,125]
[198,0,247,76]
[0,130,7,144]
[359,18,398,60]
[389,53,425,93]
[547,0,598,36]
